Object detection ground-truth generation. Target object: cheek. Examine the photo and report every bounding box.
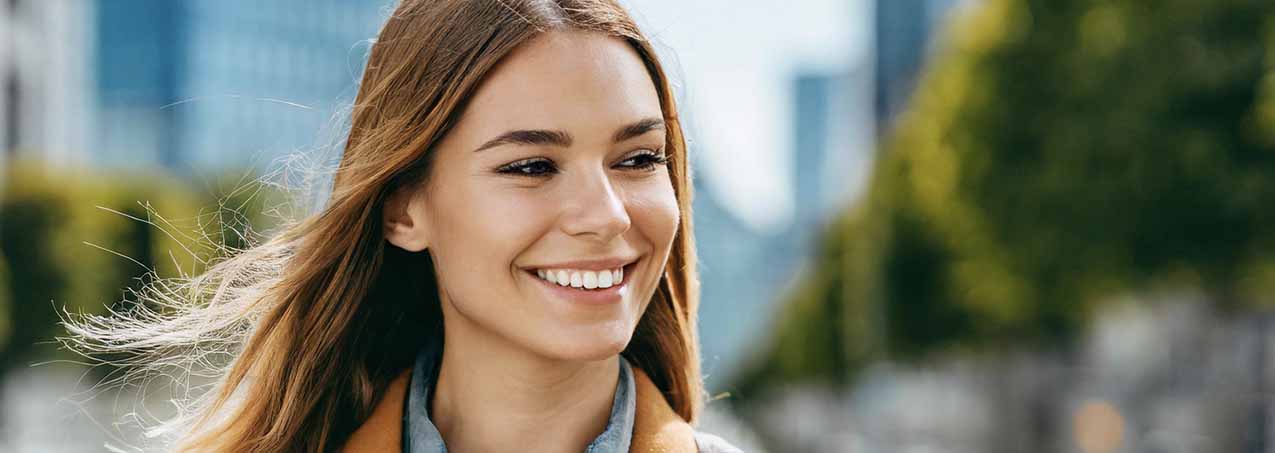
[628,178,680,252]
[428,182,555,278]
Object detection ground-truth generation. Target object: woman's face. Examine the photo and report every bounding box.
[386,30,679,362]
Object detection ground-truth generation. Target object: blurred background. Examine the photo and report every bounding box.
[2,0,1274,451]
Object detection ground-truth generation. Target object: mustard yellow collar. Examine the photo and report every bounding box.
[342,365,697,452]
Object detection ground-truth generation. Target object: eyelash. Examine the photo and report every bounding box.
[496,149,669,177]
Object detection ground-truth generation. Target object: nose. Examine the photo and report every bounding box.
[559,167,632,241]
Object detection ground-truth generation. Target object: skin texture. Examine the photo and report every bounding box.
[382,30,680,452]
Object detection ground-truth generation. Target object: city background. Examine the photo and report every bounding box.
[2,0,1274,452]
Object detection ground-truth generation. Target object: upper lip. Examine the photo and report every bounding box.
[526,256,639,271]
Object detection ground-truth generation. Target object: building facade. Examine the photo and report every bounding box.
[94,0,388,172]
[0,0,94,171]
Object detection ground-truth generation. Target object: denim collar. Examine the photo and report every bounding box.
[402,336,637,453]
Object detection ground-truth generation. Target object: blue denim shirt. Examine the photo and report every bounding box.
[401,336,636,453]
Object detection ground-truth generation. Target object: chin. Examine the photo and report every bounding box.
[533,324,634,362]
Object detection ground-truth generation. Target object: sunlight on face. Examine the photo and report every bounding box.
[419,30,679,361]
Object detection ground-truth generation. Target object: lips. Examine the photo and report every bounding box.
[524,261,638,305]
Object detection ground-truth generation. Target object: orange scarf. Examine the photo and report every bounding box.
[342,365,698,452]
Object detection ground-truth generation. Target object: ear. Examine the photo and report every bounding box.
[382,185,431,252]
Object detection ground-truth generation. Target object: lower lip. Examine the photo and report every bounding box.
[526,263,635,306]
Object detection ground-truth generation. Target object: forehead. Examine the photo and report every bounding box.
[448,30,663,147]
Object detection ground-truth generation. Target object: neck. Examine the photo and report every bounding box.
[431,314,620,453]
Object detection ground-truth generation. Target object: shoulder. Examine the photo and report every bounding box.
[343,369,411,453]
[693,430,744,453]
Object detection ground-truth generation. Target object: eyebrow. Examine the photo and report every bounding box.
[473,117,665,152]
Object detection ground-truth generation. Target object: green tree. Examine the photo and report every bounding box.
[0,165,281,373]
[734,0,1275,398]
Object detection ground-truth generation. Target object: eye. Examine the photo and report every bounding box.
[496,158,558,177]
[617,149,669,171]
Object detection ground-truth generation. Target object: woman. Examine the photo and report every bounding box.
[67,0,740,452]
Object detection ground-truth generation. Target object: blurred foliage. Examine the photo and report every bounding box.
[0,163,280,372]
[734,0,1275,398]
[0,259,9,353]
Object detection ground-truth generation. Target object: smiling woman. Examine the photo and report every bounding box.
[62,1,739,453]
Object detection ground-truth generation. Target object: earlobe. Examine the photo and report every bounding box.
[384,220,429,252]
[383,188,431,252]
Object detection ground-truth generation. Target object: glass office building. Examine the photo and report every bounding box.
[95,0,388,171]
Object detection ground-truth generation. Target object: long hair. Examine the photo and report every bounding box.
[63,1,702,451]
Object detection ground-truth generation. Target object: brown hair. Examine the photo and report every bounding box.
[63,0,701,451]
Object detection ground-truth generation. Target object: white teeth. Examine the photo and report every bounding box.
[535,266,627,290]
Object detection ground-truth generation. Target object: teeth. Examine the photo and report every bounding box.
[535,266,626,290]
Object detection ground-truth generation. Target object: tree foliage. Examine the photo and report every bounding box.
[734,0,1275,398]
[0,164,280,372]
